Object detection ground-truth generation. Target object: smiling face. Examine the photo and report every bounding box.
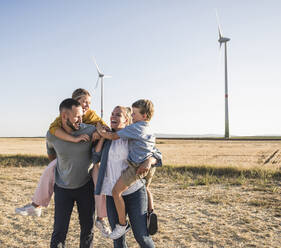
[131,107,147,123]
[110,106,130,131]
[62,105,83,132]
[77,95,91,115]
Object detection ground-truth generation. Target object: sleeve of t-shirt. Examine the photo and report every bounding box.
[117,123,139,140]
[46,132,56,157]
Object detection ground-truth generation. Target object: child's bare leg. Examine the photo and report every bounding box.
[91,164,107,219]
[146,185,154,212]
[112,178,129,225]
[91,164,110,236]
[145,166,156,212]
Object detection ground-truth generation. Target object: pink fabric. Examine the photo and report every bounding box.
[32,159,107,218]
[92,164,107,218]
[32,159,56,207]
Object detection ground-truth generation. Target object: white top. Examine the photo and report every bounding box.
[100,138,143,196]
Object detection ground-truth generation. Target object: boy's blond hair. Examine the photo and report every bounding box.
[132,99,154,121]
[72,88,91,101]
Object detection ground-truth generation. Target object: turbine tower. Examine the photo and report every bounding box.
[216,10,231,139]
[93,58,111,118]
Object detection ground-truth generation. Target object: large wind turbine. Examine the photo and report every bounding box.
[93,58,111,118]
[216,10,231,139]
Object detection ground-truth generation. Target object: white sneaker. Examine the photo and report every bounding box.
[109,222,130,240]
[95,218,111,237]
[15,204,42,217]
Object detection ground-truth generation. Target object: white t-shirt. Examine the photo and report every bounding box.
[100,138,143,196]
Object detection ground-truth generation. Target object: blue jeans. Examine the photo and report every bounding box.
[106,186,155,248]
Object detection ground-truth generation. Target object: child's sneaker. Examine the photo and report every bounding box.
[95,218,111,237]
[147,211,158,235]
[15,204,42,217]
[109,222,130,240]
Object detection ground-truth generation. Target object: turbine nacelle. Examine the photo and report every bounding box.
[98,73,105,78]
[218,37,230,43]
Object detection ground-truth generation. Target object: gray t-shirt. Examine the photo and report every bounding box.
[46,123,95,189]
[117,121,156,164]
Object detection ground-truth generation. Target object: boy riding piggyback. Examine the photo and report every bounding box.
[97,99,161,239]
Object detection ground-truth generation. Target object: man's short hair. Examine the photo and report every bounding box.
[72,88,91,101]
[59,98,81,112]
[132,99,154,121]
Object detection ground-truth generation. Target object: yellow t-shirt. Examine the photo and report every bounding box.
[49,109,107,135]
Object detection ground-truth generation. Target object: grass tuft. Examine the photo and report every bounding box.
[1,155,280,186]
[158,165,281,180]
[0,154,49,167]
[157,165,281,186]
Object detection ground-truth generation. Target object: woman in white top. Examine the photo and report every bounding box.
[93,106,162,248]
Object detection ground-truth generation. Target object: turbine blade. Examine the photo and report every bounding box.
[218,27,222,39]
[94,77,99,89]
[215,8,223,38]
[93,57,103,75]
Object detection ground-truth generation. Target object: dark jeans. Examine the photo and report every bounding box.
[106,186,155,248]
[50,181,95,248]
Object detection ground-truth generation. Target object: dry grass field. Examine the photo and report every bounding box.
[0,138,280,247]
[1,137,281,169]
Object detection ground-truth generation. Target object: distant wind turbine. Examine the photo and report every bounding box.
[93,57,111,118]
[215,10,231,139]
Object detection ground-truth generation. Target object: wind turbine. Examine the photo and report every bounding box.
[216,10,231,139]
[93,58,111,118]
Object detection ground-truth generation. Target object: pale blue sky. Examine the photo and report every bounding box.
[1,0,281,137]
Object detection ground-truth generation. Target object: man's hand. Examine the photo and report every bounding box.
[92,131,101,142]
[73,134,90,143]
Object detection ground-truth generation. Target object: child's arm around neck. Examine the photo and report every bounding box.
[54,127,90,143]
[49,116,90,143]
[96,123,120,140]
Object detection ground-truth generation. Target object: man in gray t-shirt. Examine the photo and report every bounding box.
[48,98,96,248]
[46,123,94,189]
